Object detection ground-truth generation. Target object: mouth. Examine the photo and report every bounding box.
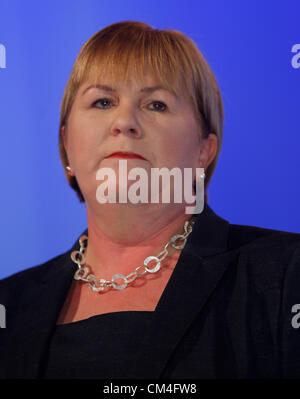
[105,151,146,160]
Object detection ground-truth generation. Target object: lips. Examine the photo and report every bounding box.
[106,152,146,160]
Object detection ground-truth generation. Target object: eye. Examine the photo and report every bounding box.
[92,98,113,109]
[149,101,167,112]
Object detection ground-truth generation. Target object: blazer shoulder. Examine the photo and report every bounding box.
[226,223,300,293]
[228,223,300,251]
[0,252,67,303]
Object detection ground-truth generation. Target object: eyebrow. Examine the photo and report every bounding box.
[81,84,173,96]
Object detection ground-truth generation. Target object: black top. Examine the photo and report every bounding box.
[1,202,300,379]
[42,311,154,379]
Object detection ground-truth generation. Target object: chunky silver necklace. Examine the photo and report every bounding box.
[70,217,196,292]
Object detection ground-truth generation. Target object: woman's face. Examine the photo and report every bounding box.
[63,70,215,207]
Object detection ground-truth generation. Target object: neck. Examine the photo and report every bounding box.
[84,203,194,279]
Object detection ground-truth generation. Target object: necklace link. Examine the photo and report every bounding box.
[71,217,196,292]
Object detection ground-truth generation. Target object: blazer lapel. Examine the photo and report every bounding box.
[4,243,79,378]
[132,203,235,378]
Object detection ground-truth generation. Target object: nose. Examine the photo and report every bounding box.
[110,103,142,138]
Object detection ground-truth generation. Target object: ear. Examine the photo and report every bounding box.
[197,133,218,169]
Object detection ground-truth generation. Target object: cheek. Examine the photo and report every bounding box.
[67,120,99,156]
[167,132,200,165]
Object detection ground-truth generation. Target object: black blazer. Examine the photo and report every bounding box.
[1,203,300,379]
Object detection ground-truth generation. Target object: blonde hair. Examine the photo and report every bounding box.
[59,20,224,204]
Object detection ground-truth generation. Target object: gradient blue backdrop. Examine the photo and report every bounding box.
[0,0,299,279]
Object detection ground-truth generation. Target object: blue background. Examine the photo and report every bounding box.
[0,0,299,279]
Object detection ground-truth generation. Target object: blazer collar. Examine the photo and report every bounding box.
[5,202,233,378]
[135,203,233,377]
[184,201,230,257]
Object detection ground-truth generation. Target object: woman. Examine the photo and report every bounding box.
[1,20,300,379]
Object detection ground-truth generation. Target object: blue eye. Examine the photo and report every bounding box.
[92,99,167,112]
[92,98,112,108]
[149,102,167,112]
